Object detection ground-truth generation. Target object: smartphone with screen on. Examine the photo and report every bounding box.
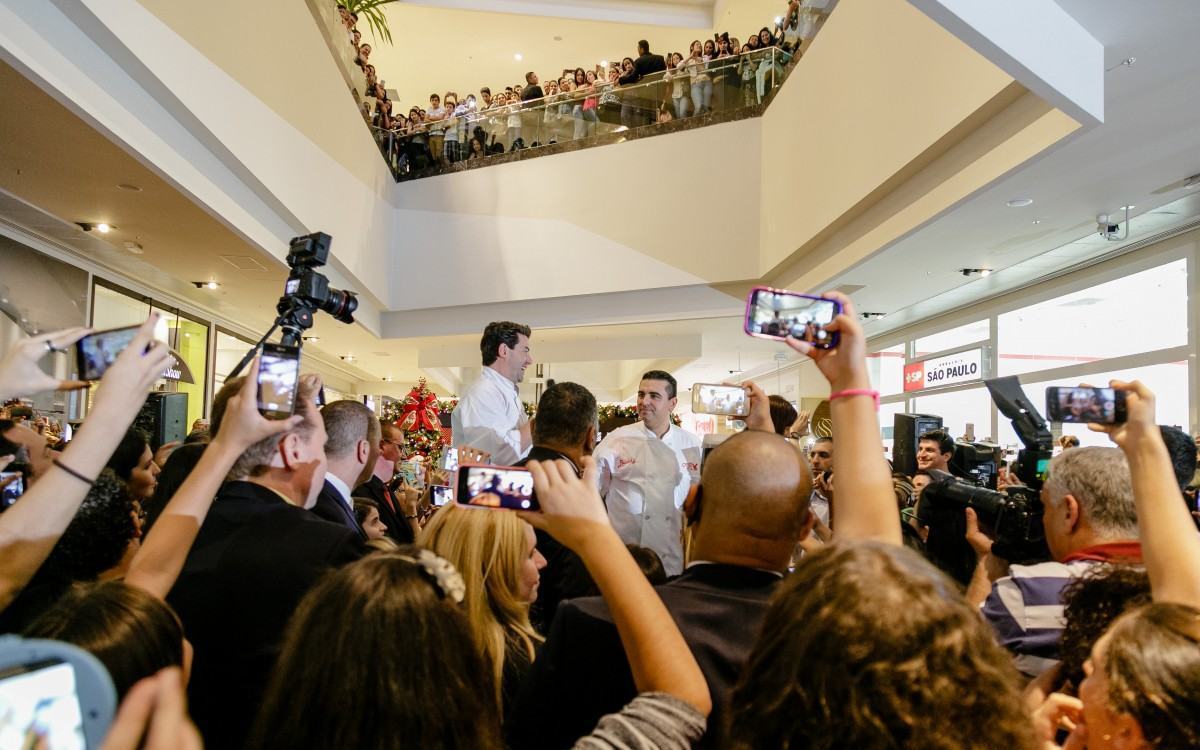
[744,286,841,349]
[0,472,24,509]
[74,325,140,381]
[0,658,88,748]
[430,485,452,507]
[456,465,539,511]
[691,383,750,417]
[257,343,301,420]
[1045,387,1127,424]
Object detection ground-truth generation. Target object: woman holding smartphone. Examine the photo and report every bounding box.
[684,40,712,117]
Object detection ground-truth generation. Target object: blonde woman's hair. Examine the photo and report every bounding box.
[418,504,541,707]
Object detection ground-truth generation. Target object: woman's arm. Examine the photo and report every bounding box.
[0,316,172,610]
[124,359,309,599]
[523,458,711,716]
[785,292,900,545]
[1093,380,1200,607]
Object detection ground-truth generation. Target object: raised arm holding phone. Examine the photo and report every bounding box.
[0,316,171,610]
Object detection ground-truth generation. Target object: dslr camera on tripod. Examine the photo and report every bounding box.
[917,376,1054,585]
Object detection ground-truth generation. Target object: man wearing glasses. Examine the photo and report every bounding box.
[354,419,419,542]
[809,436,833,527]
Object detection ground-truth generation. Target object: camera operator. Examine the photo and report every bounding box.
[916,429,954,473]
[966,445,1141,678]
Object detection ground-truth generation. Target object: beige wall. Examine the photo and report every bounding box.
[713,0,789,42]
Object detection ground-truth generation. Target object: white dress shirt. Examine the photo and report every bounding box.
[451,366,529,466]
[324,473,353,510]
[594,421,702,576]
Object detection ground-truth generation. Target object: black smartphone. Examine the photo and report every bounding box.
[74,325,140,380]
[691,383,750,417]
[257,343,301,419]
[430,485,452,507]
[456,465,538,511]
[0,472,23,509]
[744,286,841,349]
[1045,387,1127,424]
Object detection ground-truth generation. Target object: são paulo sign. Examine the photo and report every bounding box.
[903,348,983,393]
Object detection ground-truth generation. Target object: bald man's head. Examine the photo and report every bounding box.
[693,431,813,568]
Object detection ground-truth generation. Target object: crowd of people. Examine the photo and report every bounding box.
[333,1,832,175]
[0,293,1197,749]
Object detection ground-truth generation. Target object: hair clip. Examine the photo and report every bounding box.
[399,549,466,604]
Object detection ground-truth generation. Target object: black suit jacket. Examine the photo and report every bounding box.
[167,480,363,749]
[515,447,596,633]
[507,563,782,749]
[634,52,667,77]
[312,478,368,541]
[354,474,414,544]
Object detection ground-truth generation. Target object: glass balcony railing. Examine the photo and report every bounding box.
[370,46,795,180]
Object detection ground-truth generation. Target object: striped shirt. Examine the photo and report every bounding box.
[981,542,1142,678]
[573,693,706,750]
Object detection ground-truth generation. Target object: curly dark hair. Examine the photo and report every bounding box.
[726,542,1034,750]
[40,469,137,582]
[1057,564,1151,692]
[1103,602,1200,748]
[480,321,531,367]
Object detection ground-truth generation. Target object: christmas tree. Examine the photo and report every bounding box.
[385,378,447,465]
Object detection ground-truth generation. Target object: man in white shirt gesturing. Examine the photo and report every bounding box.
[451,321,534,466]
[594,370,702,576]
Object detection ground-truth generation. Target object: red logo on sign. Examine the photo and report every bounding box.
[903,362,925,393]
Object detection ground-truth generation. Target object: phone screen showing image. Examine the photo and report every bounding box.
[430,485,452,507]
[456,466,538,511]
[257,344,301,419]
[1045,387,1127,424]
[0,472,24,509]
[74,326,140,381]
[744,287,840,349]
[0,659,86,750]
[691,383,749,417]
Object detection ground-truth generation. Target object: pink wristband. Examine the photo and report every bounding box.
[828,388,880,410]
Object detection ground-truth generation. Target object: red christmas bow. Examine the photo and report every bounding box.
[399,388,439,432]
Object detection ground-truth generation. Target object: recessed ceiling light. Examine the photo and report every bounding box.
[96,223,113,233]
[341,354,357,363]
[123,241,144,254]
[859,312,887,321]
[1006,198,1034,207]
[116,183,142,192]
[959,268,993,277]
[1119,205,1136,211]
[302,335,320,344]
[774,16,782,24]
[600,60,608,67]
[382,376,394,382]
[513,53,523,61]
[191,280,220,289]
[1031,219,1042,224]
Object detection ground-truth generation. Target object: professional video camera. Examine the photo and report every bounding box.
[227,232,358,378]
[917,376,1054,585]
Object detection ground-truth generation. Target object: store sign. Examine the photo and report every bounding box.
[160,349,195,384]
[903,348,983,392]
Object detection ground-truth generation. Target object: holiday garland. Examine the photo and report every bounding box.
[383,378,448,464]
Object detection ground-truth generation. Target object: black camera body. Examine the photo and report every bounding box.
[915,377,1055,585]
[278,233,358,335]
[919,470,1046,585]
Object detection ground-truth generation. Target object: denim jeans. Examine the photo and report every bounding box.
[672,95,690,119]
[690,79,713,114]
[756,59,782,101]
[573,106,598,139]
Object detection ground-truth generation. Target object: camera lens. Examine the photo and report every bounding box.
[321,289,358,324]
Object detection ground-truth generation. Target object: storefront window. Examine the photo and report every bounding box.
[92,283,210,427]
[867,344,906,397]
[998,260,1187,376]
[995,361,1190,450]
[914,319,988,357]
[912,387,993,443]
[214,330,255,392]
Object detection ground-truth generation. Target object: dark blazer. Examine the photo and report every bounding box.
[354,474,414,544]
[167,480,363,749]
[515,446,596,633]
[312,478,368,541]
[634,52,667,77]
[507,563,782,749]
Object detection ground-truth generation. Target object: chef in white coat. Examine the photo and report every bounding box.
[451,321,533,466]
[594,370,702,576]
